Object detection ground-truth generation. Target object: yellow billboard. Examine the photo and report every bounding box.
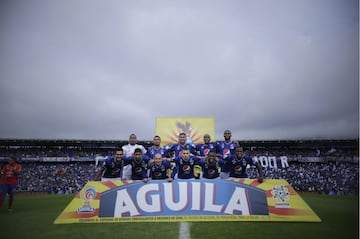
[156,117,215,145]
[54,179,321,224]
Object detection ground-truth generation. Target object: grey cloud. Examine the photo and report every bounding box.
[0,0,358,140]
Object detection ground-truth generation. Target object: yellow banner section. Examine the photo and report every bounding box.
[54,179,321,224]
[155,117,215,145]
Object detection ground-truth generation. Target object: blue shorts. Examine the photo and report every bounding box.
[1,184,17,196]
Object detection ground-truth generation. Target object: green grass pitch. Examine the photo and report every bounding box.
[0,193,358,239]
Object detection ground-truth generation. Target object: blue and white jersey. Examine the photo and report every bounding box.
[199,158,224,179]
[226,155,254,178]
[168,143,198,157]
[124,156,150,180]
[146,146,170,159]
[172,155,201,179]
[121,144,147,180]
[149,160,173,180]
[101,156,123,179]
[196,142,218,157]
[217,141,238,172]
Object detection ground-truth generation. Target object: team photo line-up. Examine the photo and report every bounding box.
[94,130,264,183]
[0,130,260,212]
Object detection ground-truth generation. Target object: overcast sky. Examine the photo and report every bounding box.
[0,0,358,141]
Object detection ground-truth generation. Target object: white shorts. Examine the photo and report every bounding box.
[122,165,132,180]
[220,172,230,179]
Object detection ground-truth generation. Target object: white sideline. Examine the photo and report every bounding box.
[178,222,191,239]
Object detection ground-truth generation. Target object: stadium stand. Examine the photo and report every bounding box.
[0,139,358,195]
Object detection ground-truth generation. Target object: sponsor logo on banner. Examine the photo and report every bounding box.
[78,186,96,213]
[98,179,268,217]
[271,185,290,208]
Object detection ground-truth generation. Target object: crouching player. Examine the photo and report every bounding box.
[148,153,173,182]
[94,149,124,181]
[199,151,224,179]
[227,147,264,183]
[123,148,150,183]
[0,156,22,211]
[171,147,201,179]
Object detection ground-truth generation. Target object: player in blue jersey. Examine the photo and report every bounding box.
[171,147,201,179]
[217,130,238,179]
[94,150,124,181]
[148,153,173,182]
[196,133,218,158]
[227,147,264,182]
[123,148,150,182]
[168,132,198,158]
[199,151,224,179]
[146,135,171,160]
[122,133,147,180]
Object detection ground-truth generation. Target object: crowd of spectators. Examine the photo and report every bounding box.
[0,148,111,159]
[17,162,96,194]
[1,140,358,196]
[0,148,345,158]
[248,161,358,195]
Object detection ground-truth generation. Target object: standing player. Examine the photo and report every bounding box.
[227,147,264,183]
[196,133,218,158]
[217,130,238,179]
[0,156,22,211]
[168,133,198,158]
[146,135,171,160]
[94,149,124,181]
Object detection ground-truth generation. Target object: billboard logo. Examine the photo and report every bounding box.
[271,185,290,208]
[156,117,215,145]
[98,179,269,218]
[78,186,96,213]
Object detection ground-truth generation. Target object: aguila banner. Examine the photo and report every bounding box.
[54,179,321,224]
